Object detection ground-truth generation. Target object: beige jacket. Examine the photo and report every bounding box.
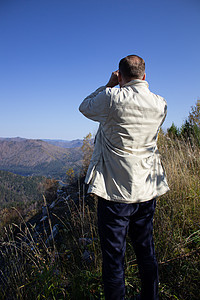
[79,79,169,203]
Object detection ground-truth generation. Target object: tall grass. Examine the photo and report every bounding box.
[0,135,199,299]
[156,135,200,256]
[153,134,200,299]
[0,204,67,299]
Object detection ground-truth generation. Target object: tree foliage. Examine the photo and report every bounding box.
[167,122,180,139]
[66,167,75,184]
[81,133,94,175]
[188,99,200,126]
[167,100,200,147]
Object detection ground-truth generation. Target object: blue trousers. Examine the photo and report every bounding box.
[98,197,159,300]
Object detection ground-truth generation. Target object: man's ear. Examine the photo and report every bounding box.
[142,73,146,80]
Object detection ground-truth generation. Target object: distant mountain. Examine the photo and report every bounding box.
[0,138,83,179]
[0,137,26,142]
[42,139,83,148]
[0,137,83,148]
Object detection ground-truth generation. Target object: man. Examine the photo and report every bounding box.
[79,55,169,300]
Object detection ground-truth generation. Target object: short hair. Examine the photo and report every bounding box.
[119,55,145,80]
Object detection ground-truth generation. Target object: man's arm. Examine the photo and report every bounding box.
[79,71,119,123]
[79,86,110,123]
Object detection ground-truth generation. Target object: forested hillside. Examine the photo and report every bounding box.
[0,170,45,208]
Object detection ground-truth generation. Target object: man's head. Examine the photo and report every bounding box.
[118,55,146,87]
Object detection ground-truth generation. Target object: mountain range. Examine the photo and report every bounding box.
[42,138,83,148]
[0,137,83,179]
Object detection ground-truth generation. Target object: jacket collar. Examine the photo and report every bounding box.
[123,79,149,88]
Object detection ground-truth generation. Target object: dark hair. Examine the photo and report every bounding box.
[119,55,145,80]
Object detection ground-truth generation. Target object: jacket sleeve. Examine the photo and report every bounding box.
[79,86,112,124]
[160,98,168,127]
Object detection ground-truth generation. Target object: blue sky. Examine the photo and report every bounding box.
[0,0,199,140]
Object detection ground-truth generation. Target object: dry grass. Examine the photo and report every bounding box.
[153,134,200,299]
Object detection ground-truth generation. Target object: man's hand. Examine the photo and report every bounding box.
[106,71,119,88]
